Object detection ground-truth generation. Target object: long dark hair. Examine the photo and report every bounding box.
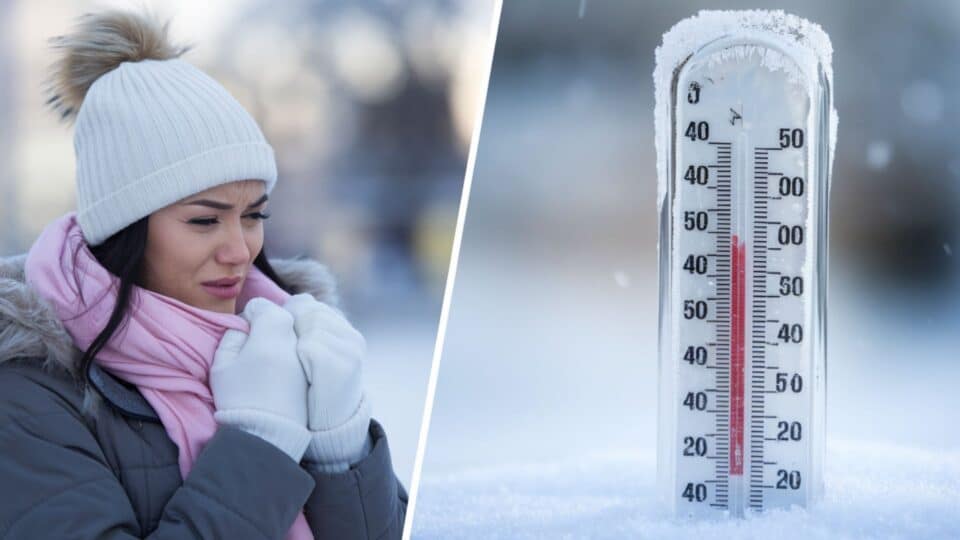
[74,216,290,382]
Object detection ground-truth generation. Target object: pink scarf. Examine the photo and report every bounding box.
[25,212,313,540]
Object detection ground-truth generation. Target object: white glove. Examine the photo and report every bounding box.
[284,293,371,472]
[211,297,311,462]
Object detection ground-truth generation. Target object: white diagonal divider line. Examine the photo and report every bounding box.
[401,1,504,537]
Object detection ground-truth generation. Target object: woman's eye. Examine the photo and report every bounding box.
[187,212,269,226]
[189,218,218,226]
[244,211,271,221]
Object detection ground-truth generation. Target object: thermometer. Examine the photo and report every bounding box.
[654,11,836,517]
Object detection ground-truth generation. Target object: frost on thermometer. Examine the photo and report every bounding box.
[654,11,836,518]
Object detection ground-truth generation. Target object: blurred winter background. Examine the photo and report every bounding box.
[0,0,496,489]
[413,0,960,538]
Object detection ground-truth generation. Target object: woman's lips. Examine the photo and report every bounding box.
[201,280,242,299]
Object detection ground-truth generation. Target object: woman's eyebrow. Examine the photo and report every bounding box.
[182,194,269,210]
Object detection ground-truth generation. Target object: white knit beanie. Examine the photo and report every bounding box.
[46,11,277,246]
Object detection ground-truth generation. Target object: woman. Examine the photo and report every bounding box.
[0,10,405,539]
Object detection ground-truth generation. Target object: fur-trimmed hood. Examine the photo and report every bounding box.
[0,253,339,378]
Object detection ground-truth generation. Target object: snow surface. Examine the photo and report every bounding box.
[413,442,960,539]
[654,10,837,214]
[409,252,960,538]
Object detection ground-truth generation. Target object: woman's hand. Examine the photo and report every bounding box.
[211,297,311,462]
[284,293,372,471]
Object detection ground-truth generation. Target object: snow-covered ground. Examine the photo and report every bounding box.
[410,251,960,538]
[414,441,960,539]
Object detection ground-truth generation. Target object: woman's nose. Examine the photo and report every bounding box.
[216,221,251,265]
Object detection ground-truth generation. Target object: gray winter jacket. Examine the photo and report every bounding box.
[0,254,407,539]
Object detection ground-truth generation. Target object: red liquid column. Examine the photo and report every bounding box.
[730,235,746,476]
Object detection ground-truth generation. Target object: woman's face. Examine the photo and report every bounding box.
[143,180,269,314]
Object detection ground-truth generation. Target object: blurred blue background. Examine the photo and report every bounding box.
[414,1,960,537]
[0,0,496,489]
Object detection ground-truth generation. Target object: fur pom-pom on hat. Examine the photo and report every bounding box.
[45,10,190,122]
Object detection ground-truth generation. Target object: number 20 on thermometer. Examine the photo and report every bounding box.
[654,11,836,517]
